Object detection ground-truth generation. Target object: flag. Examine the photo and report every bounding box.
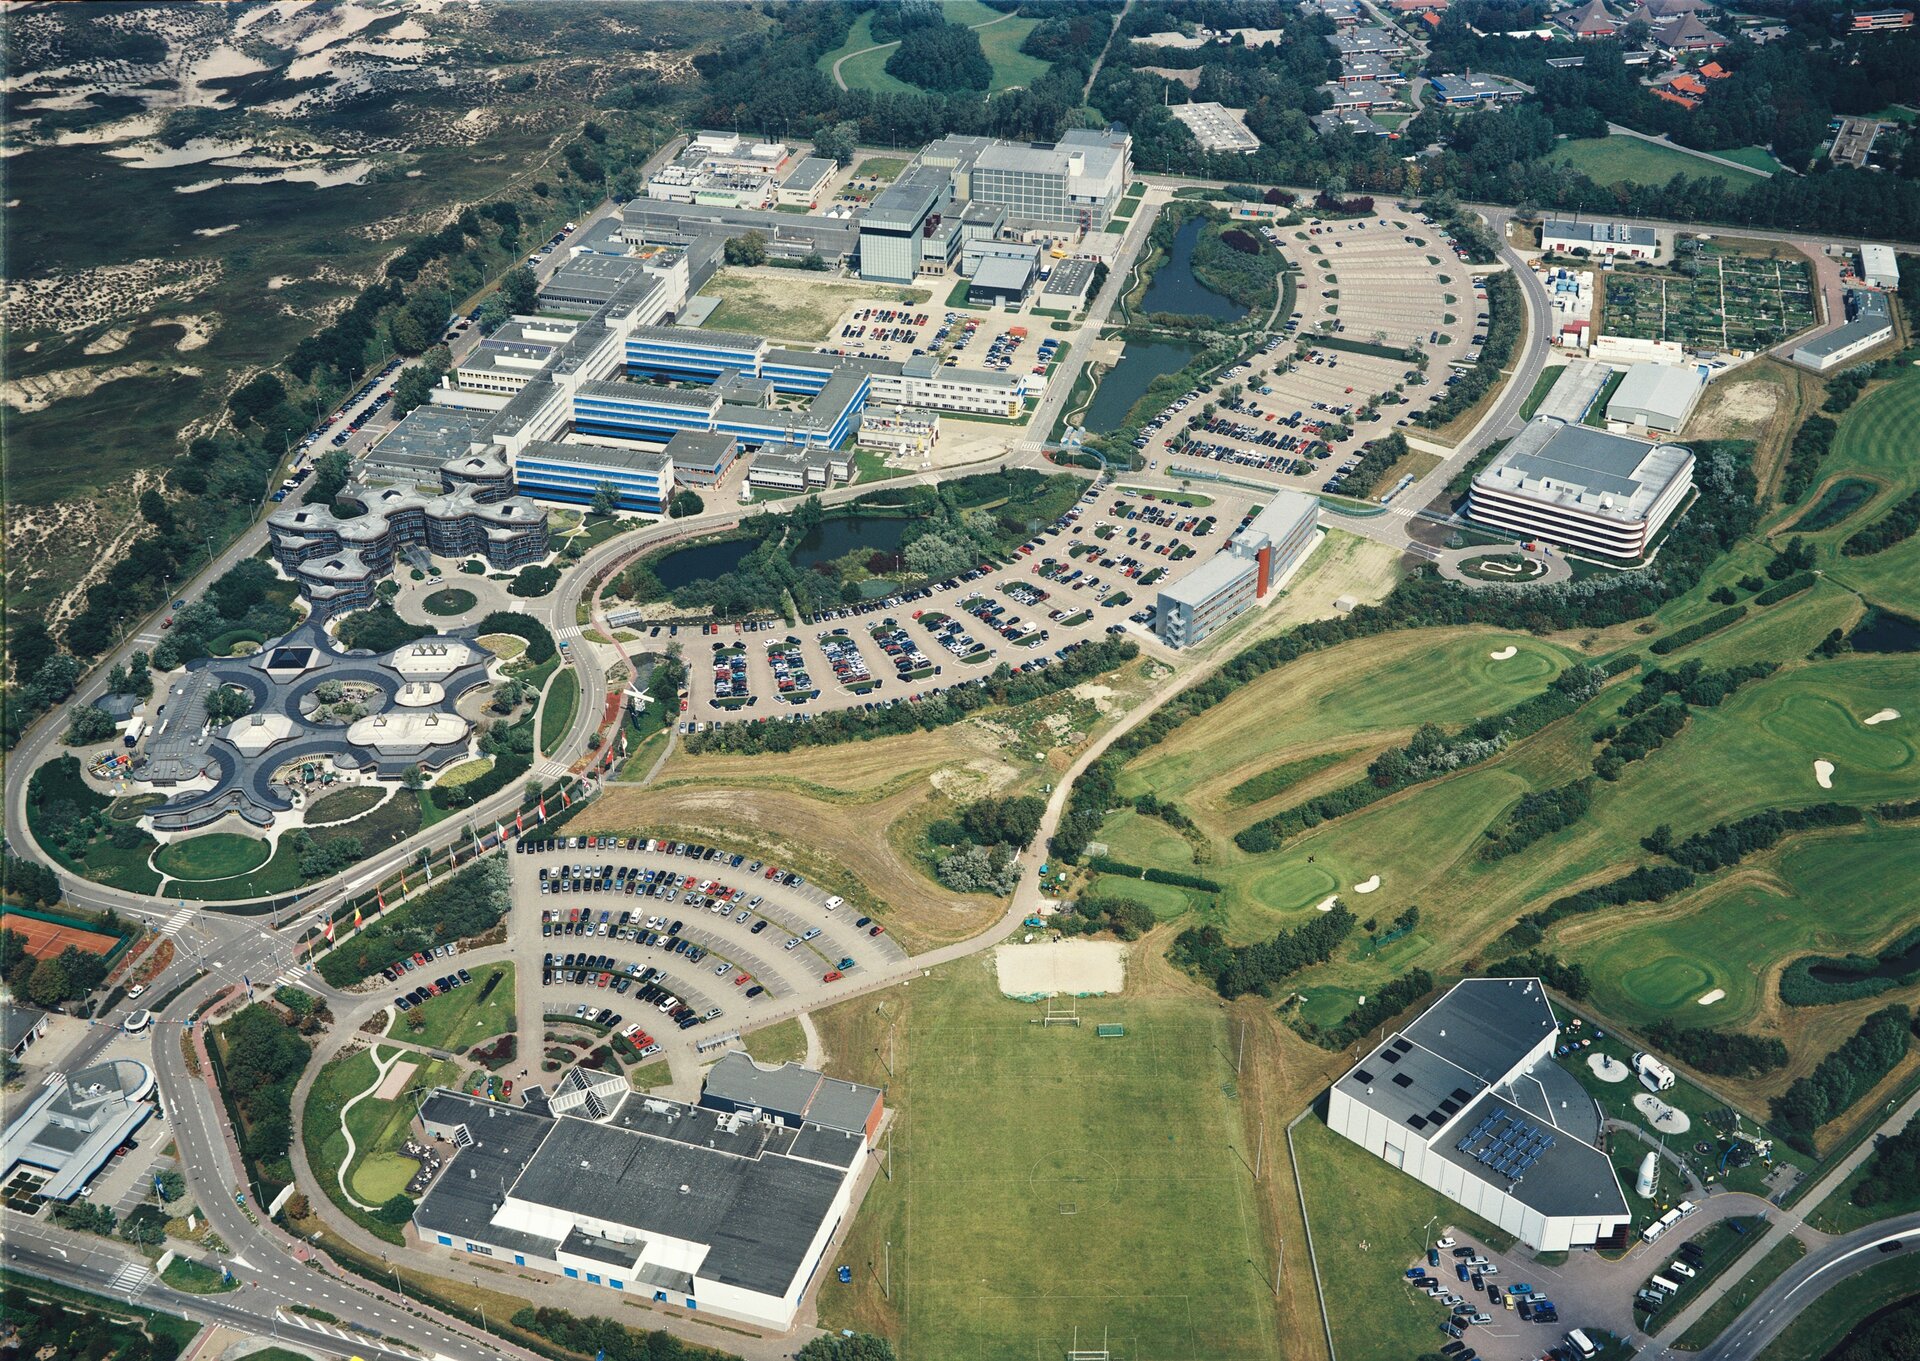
[423,848,433,882]
[353,905,363,929]
[561,787,572,809]
[515,810,525,835]
[620,729,629,758]
[400,868,409,895]
[377,886,386,911]
[472,824,483,858]
[323,918,335,942]
[496,820,506,849]
[538,795,548,820]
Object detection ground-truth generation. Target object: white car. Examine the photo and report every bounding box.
[1435,1238,1456,1248]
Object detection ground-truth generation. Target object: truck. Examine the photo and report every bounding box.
[121,716,147,748]
[1633,1051,1676,1092]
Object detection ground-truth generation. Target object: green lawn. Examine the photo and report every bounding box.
[391,963,516,1054]
[742,1017,808,1066]
[1519,363,1567,420]
[539,668,579,759]
[1549,136,1767,186]
[1818,371,1920,617]
[823,965,1283,1360]
[1809,1129,1920,1233]
[1756,1254,1920,1359]
[161,1257,237,1294]
[1294,1117,1516,1361]
[153,832,271,881]
[1718,145,1785,174]
[168,837,308,902]
[821,3,1048,95]
[1675,1234,1807,1350]
[853,156,910,182]
[303,1045,462,1241]
[421,587,477,617]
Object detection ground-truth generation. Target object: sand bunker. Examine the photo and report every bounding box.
[1865,709,1901,726]
[372,1057,418,1102]
[1634,1092,1691,1135]
[1353,875,1381,894]
[995,940,1126,998]
[1489,645,1518,660]
[1589,1053,1630,1083]
[1697,989,1726,1006]
[1314,894,1339,913]
[1815,759,1835,789]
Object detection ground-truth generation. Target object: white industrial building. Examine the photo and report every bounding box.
[1541,219,1657,258]
[414,1057,882,1329]
[1326,978,1631,1253]
[1791,289,1895,372]
[1860,242,1900,290]
[1605,363,1705,434]
[1469,417,1695,560]
[0,1059,156,1201]
[1170,102,1263,154]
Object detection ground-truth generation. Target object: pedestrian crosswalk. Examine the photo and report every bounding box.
[158,906,194,938]
[40,1069,66,1088]
[555,624,582,642]
[535,757,571,779]
[272,963,313,989]
[109,1262,152,1293]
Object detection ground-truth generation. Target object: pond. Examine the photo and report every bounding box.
[1081,339,1199,433]
[1139,217,1251,322]
[1805,934,1920,986]
[651,514,913,588]
[1788,476,1878,533]
[1849,606,1920,654]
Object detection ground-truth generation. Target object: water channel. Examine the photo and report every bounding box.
[651,514,911,588]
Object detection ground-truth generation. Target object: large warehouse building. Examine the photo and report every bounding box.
[1605,363,1705,434]
[414,1057,882,1329]
[1155,490,1319,648]
[1469,417,1694,560]
[1326,978,1631,1252]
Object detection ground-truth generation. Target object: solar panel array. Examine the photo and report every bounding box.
[1455,1111,1555,1181]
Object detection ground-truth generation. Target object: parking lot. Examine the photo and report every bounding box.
[814,305,1065,383]
[1145,211,1487,498]
[503,834,912,1060]
[670,480,1268,722]
[1404,1231,1601,1361]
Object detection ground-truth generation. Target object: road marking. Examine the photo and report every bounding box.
[159,907,195,938]
[109,1261,153,1292]
[40,1069,66,1088]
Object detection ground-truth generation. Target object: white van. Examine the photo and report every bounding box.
[824,896,844,912]
[1670,1261,1697,1279]
[1651,1273,1681,1293]
[1566,1328,1598,1359]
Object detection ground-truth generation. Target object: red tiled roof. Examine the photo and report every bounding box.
[1698,61,1729,78]
[1653,87,1700,109]
[1668,73,1708,95]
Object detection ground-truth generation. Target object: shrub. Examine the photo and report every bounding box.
[1842,488,1920,557]
[1771,1005,1910,1147]
[476,611,556,663]
[1644,1021,1788,1078]
[1170,908,1354,998]
[1650,606,1746,655]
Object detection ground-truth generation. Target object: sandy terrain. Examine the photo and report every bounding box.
[164,314,218,351]
[1352,874,1381,893]
[1698,988,1726,1005]
[4,257,221,335]
[1589,1053,1630,1082]
[1815,758,1835,789]
[1489,645,1518,660]
[83,326,135,355]
[373,1057,419,1102]
[995,940,1127,998]
[1865,708,1901,726]
[2,361,184,414]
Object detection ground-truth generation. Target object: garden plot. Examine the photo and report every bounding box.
[1602,254,1818,352]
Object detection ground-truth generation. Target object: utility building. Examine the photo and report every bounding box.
[1326,978,1632,1253]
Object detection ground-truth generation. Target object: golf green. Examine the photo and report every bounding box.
[1620,957,1719,1012]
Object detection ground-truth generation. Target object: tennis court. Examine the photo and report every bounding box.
[0,911,121,960]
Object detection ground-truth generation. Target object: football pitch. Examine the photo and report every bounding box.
[879,968,1281,1361]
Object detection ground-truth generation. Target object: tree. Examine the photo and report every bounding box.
[303,450,352,507]
[669,488,705,518]
[228,372,287,426]
[63,706,119,746]
[500,265,539,316]
[374,1192,416,1224]
[590,481,622,517]
[392,345,451,419]
[155,1168,187,1202]
[885,21,991,93]
[27,955,71,1008]
[813,120,859,166]
[138,488,175,533]
[204,685,254,726]
[723,231,768,267]
[400,765,426,792]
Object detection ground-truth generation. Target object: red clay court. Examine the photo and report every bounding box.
[0,913,120,961]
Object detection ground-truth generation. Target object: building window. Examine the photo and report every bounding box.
[587,1273,601,1285]
[610,1279,624,1290]
[686,1298,698,1310]
[465,1243,494,1256]
[564,1267,580,1279]
[514,1255,526,1267]
[437,1235,453,1247]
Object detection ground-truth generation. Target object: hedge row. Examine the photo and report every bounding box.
[1841,488,1920,558]
[477,611,556,664]
[1085,856,1220,892]
[1771,1004,1911,1149]
[1754,571,1816,606]
[1650,606,1747,655]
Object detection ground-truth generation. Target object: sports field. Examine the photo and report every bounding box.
[0,911,121,961]
[1819,371,1920,616]
[822,965,1281,1361]
[1548,136,1766,187]
[698,272,932,343]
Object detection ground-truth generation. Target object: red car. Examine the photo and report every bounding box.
[869,924,885,937]
[734,973,751,986]
[503,1080,513,1098]
[823,970,843,983]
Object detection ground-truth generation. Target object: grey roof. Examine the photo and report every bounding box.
[781,156,834,192]
[664,431,738,466]
[626,322,764,354]
[367,406,498,473]
[1,1005,47,1053]
[1314,110,1392,138]
[517,439,670,477]
[514,1104,848,1295]
[541,253,647,307]
[863,168,946,233]
[1155,545,1254,609]
[1796,289,1893,360]
[701,1052,880,1135]
[1607,364,1702,426]
[0,1058,154,1200]
[576,378,723,411]
[1045,258,1096,298]
[562,1224,643,1268]
[1337,1029,1489,1133]
[1436,1091,1629,1219]
[1477,418,1693,521]
[972,254,1035,293]
[1402,977,1560,1085]
[413,1094,565,1259]
[1542,219,1656,248]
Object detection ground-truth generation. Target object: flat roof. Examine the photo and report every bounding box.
[1170,102,1262,152]
[1796,289,1893,359]
[1476,418,1693,522]
[1402,978,1559,1085]
[1607,363,1703,424]
[518,439,670,476]
[782,156,834,191]
[1436,1090,1629,1219]
[972,254,1035,292]
[1045,258,1096,297]
[576,378,722,411]
[1542,218,1657,247]
[703,1052,881,1135]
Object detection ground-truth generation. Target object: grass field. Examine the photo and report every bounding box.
[538,668,579,759]
[1817,371,1920,617]
[1675,1233,1806,1350]
[699,271,931,343]
[1756,1254,1920,1359]
[1808,1128,1920,1233]
[1718,146,1786,174]
[304,786,387,825]
[1548,136,1767,186]
[1293,1117,1516,1361]
[391,964,515,1054]
[153,833,271,881]
[305,1045,461,1240]
[821,2,1047,95]
[741,1017,808,1067]
[421,587,477,617]
[819,964,1283,1360]
[161,1257,237,1294]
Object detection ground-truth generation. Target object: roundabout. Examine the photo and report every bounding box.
[1435,544,1572,589]
[422,587,478,617]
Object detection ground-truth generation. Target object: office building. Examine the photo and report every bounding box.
[857,405,939,456]
[1541,219,1657,258]
[969,129,1131,230]
[662,431,738,485]
[746,444,852,492]
[1850,7,1916,30]
[413,1059,882,1329]
[1314,109,1394,138]
[968,247,1040,305]
[1605,363,1705,434]
[777,156,834,209]
[1425,71,1527,104]
[1321,80,1404,111]
[857,168,949,283]
[513,441,675,514]
[1469,418,1694,560]
[1790,289,1895,371]
[1154,491,1318,648]
[1326,978,1632,1253]
[0,1059,155,1201]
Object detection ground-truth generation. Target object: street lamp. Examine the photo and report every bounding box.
[1422,1214,1438,1254]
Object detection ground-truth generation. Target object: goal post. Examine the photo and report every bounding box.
[1033,998,1081,1027]
[1067,1325,1111,1360]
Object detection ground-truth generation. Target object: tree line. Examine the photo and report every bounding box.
[1643,1021,1788,1079]
[1771,1004,1912,1150]
[1170,906,1354,998]
[315,858,510,987]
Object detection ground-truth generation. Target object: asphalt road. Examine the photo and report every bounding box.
[1688,1218,1920,1361]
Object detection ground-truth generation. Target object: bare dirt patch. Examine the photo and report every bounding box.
[373,1057,419,1101]
[994,940,1127,998]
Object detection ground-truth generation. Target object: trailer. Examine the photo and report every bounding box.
[120,715,147,748]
